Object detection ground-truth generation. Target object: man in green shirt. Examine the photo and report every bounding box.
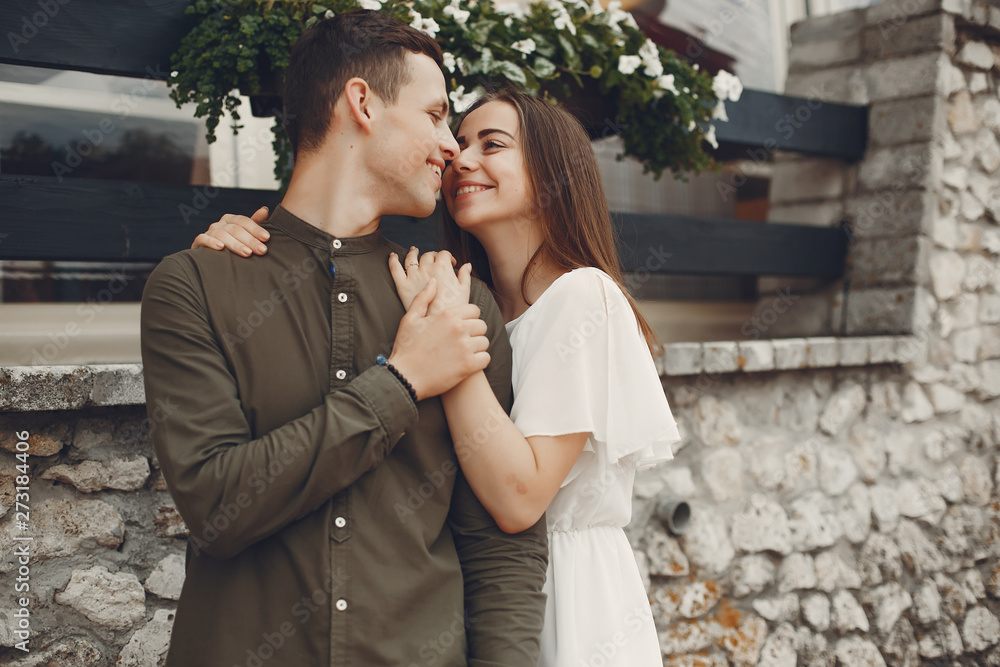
[140,10,547,666]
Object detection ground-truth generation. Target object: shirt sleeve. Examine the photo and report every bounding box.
[510,269,679,485]
[140,253,419,560]
[448,280,549,667]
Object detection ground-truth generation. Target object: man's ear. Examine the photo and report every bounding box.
[343,78,375,134]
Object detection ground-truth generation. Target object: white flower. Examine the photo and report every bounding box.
[358,0,381,10]
[554,12,577,34]
[704,124,718,149]
[638,39,658,62]
[442,52,457,73]
[504,16,513,27]
[617,55,641,75]
[512,38,537,55]
[494,2,525,17]
[443,4,471,25]
[324,9,334,18]
[638,41,663,77]
[410,12,440,38]
[589,0,604,13]
[712,100,728,122]
[450,85,480,113]
[605,0,629,26]
[642,57,663,78]
[421,18,440,37]
[651,73,678,99]
[712,69,743,102]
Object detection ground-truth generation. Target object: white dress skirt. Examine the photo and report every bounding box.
[505,267,681,667]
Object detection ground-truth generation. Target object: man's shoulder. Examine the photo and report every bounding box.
[145,246,273,313]
[469,275,501,316]
[146,247,236,287]
[145,248,195,286]
[382,237,409,256]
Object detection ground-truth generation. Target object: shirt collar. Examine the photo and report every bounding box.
[268,204,384,255]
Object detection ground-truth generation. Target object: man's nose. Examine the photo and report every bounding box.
[439,128,459,161]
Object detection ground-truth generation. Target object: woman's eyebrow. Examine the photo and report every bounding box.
[456,128,516,146]
[478,128,515,140]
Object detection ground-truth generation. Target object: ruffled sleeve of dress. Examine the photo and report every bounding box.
[508,268,679,486]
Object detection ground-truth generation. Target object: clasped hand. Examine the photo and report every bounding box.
[386,248,485,400]
[388,246,472,315]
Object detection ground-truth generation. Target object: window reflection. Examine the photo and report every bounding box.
[0,64,208,303]
[1,104,200,185]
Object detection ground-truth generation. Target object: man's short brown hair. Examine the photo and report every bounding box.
[283,9,444,156]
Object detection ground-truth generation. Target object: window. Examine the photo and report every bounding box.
[0,64,278,365]
[0,63,278,305]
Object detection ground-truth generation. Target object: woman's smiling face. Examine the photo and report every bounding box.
[442,101,533,234]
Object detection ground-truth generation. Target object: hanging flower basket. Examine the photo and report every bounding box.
[168,0,742,186]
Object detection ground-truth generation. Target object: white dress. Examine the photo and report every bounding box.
[505,267,681,667]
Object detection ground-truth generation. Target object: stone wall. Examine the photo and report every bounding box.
[0,382,185,666]
[628,0,1000,664]
[1,1,1000,666]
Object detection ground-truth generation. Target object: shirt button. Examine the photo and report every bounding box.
[336,369,347,380]
[338,292,348,303]
[332,239,343,249]
[335,516,347,528]
[336,599,348,611]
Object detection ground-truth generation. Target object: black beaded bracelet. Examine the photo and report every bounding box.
[376,355,418,404]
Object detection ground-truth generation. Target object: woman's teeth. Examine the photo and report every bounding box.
[456,185,490,196]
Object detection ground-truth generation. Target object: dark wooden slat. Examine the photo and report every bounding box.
[613,212,848,279]
[0,0,192,79]
[0,175,438,262]
[1,176,848,278]
[716,88,869,162]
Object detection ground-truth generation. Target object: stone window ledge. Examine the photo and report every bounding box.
[656,335,922,377]
[1,336,921,411]
[0,365,144,412]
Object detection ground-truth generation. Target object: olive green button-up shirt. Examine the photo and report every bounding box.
[140,205,548,667]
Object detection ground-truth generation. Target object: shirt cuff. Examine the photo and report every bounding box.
[353,364,420,444]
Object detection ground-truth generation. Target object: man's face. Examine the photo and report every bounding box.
[368,52,458,218]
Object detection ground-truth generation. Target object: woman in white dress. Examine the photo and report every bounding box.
[195,89,680,667]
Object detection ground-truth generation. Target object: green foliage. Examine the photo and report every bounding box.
[168,0,736,187]
[168,0,309,183]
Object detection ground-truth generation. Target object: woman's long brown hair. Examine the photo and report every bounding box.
[442,89,660,354]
